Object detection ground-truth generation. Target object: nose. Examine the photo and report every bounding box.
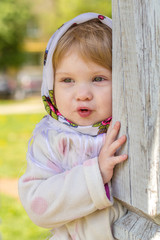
[75,84,93,101]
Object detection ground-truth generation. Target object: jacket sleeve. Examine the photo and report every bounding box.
[18,131,113,229]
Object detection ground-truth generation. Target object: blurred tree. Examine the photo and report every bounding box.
[0,0,32,70]
[51,0,112,36]
[0,0,112,70]
[29,0,112,40]
[55,0,112,23]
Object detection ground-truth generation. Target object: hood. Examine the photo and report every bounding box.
[41,12,112,136]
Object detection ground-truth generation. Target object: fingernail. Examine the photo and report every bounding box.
[115,121,120,127]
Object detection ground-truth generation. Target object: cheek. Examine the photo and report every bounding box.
[56,98,66,113]
[99,89,112,113]
[54,89,64,107]
[55,90,71,114]
[100,89,112,104]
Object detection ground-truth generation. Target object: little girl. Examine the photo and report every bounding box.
[19,12,128,240]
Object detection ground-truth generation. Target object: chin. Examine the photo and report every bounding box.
[71,117,101,126]
[77,120,95,126]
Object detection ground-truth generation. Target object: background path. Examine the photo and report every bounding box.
[0,96,45,115]
[0,96,45,199]
[0,178,19,199]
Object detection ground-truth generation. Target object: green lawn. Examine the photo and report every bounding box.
[0,113,45,178]
[0,111,52,239]
[0,194,50,240]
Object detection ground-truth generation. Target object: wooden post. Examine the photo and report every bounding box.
[112,0,160,238]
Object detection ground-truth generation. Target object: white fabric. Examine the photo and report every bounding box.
[19,115,126,239]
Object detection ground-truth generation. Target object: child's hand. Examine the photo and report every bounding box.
[98,121,128,184]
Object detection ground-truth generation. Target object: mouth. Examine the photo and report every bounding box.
[77,107,92,118]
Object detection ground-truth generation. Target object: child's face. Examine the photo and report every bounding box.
[54,49,112,126]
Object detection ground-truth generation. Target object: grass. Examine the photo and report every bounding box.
[0,103,50,239]
[0,113,45,178]
[0,194,50,240]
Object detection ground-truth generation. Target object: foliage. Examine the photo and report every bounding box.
[0,113,45,178]
[0,0,32,70]
[0,0,112,69]
[56,0,112,30]
[0,194,49,240]
[32,0,112,39]
[57,0,112,19]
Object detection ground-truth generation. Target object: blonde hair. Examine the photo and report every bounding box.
[52,18,112,71]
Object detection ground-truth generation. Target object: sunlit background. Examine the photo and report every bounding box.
[0,0,112,239]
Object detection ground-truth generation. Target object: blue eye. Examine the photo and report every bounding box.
[63,78,73,83]
[93,77,104,82]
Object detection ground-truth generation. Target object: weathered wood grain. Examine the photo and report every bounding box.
[113,211,160,240]
[112,0,160,217]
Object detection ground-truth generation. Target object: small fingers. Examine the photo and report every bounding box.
[105,121,121,147]
[106,120,112,136]
[114,154,128,165]
[108,135,127,156]
[108,154,128,168]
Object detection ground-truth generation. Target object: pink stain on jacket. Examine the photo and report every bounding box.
[31,197,48,215]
